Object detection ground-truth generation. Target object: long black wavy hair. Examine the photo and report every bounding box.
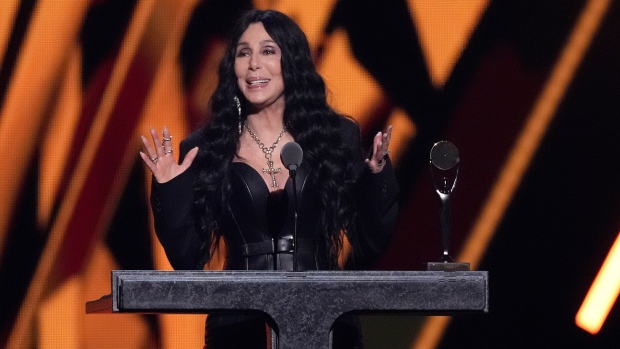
[193,9,359,269]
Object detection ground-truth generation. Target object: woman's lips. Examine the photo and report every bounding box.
[246,78,270,88]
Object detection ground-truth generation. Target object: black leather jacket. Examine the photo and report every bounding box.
[151,117,399,271]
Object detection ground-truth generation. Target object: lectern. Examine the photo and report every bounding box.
[87,270,488,349]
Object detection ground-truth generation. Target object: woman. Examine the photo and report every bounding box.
[140,9,399,349]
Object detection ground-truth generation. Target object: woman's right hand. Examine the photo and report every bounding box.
[140,126,198,183]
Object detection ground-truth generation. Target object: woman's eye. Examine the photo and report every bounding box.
[237,49,250,57]
[263,48,276,55]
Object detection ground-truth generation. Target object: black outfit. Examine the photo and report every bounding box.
[151,117,399,348]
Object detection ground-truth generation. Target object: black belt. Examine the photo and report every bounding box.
[241,238,314,257]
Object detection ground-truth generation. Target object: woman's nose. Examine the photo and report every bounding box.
[249,53,260,70]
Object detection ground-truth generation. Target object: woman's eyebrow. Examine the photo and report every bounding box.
[237,39,277,46]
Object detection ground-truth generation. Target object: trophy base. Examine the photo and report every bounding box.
[425,262,470,272]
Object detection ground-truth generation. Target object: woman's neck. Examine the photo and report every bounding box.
[245,100,286,136]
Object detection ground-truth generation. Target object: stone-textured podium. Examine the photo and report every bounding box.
[87,270,488,349]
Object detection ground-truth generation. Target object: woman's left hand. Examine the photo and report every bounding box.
[365,125,393,173]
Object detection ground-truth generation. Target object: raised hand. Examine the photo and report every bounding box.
[139,126,198,183]
[365,125,393,174]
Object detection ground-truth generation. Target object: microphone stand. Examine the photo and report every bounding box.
[290,167,298,271]
[281,142,303,272]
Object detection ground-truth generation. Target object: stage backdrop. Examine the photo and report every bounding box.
[0,0,619,348]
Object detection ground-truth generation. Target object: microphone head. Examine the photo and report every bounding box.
[280,142,303,171]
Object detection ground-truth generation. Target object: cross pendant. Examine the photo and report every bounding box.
[263,162,282,188]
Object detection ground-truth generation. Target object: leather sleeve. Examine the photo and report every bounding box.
[150,133,204,270]
[341,118,400,267]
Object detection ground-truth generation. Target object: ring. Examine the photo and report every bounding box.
[161,136,172,146]
[382,149,390,158]
[150,156,158,163]
[165,149,174,154]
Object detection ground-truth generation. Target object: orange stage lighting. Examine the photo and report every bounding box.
[575,232,620,334]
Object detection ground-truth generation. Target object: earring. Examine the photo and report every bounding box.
[234,96,242,135]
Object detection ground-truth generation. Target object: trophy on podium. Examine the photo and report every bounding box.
[426,141,470,271]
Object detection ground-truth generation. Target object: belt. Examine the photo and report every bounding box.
[241,238,314,257]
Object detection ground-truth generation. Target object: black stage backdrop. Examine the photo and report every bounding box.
[0,0,618,348]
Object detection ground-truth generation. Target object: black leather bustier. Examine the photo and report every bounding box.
[218,161,323,271]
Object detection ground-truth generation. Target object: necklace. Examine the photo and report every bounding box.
[244,121,287,189]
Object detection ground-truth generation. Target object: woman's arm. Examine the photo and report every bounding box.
[342,118,400,267]
[148,131,205,270]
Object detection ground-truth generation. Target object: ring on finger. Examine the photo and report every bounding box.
[165,149,174,154]
[382,149,390,158]
[150,156,159,163]
[161,136,172,146]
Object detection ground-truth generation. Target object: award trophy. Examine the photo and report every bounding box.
[426,141,470,271]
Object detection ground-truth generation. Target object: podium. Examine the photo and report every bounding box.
[87,270,488,349]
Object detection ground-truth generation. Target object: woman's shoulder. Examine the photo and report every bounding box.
[337,115,358,129]
[180,127,205,150]
[337,115,361,141]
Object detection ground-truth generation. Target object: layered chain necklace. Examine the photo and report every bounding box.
[244,121,287,189]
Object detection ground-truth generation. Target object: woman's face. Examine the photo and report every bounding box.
[234,22,285,112]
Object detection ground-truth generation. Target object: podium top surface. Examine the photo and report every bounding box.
[87,270,488,314]
[87,270,488,349]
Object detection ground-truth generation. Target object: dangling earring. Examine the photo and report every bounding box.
[234,95,242,135]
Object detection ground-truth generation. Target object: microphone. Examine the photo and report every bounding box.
[281,142,303,173]
[280,142,303,271]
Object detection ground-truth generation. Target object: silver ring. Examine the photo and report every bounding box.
[150,156,158,163]
[161,136,172,146]
[382,149,390,158]
[165,149,173,154]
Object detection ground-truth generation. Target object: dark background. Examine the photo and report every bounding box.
[1,0,618,347]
